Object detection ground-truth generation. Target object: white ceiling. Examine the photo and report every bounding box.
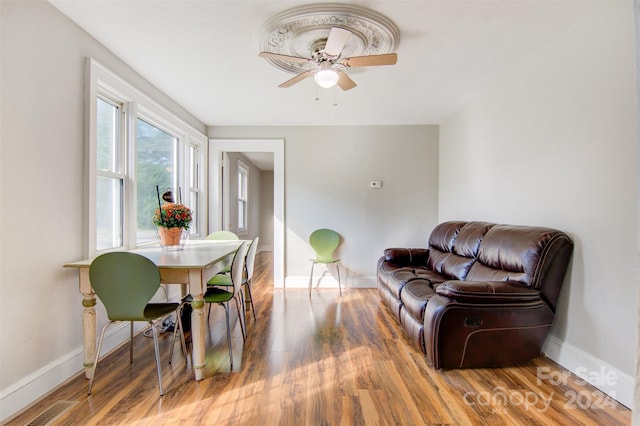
[239,151,275,171]
[49,0,598,127]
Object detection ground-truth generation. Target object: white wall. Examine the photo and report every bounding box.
[439,1,637,408]
[259,171,275,251]
[0,1,206,421]
[632,1,639,422]
[209,126,440,288]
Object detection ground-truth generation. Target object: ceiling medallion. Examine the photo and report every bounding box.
[258,3,400,75]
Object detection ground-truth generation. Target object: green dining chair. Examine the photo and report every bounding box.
[243,236,260,321]
[203,241,249,369]
[205,230,240,275]
[87,252,187,396]
[205,230,239,240]
[208,237,259,322]
[309,228,343,296]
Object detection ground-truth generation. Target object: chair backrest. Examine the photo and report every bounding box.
[206,230,239,240]
[309,229,340,262]
[230,242,249,295]
[89,252,161,321]
[245,237,260,281]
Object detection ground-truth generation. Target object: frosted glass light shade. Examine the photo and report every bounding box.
[314,69,339,88]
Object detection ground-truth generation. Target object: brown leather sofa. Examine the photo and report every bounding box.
[377,221,573,369]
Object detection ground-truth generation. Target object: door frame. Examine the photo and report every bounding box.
[209,138,285,287]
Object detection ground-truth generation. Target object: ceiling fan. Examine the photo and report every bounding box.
[259,27,398,91]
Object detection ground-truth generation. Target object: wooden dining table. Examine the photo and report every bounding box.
[64,239,243,381]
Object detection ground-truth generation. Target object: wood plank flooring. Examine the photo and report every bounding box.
[6,252,631,425]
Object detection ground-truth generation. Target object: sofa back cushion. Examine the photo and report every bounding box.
[453,222,495,257]
[466,225,573,299]
[428,221,495,280]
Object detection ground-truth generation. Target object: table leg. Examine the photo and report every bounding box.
[189,269,206,381]
[79,268,96,379]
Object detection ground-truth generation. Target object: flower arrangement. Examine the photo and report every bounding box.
[153,203,193,230]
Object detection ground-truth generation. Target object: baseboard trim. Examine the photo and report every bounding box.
[282,275,377,289]
[543,334,634,409]
[0,322,135,423]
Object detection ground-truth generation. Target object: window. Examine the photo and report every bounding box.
[188,144,200,235]
[135,118,178,245]
[86,59,206,257]
[237,161,249,232]
[95,96,125,251]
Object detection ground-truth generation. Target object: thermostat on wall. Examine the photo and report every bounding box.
[370,180,382,189]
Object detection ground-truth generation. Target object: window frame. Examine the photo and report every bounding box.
[188,143,201,235]
[134,114,180,246]
[237,160,249,235]
[94,94,127,251]
[85,58,207,258]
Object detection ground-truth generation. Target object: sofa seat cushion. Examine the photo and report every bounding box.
[400,279,436,321]
[381,270,418,298]
[414,269,448,284]
[377,259,408,283]
[436,280,541,303]
[377,258,413,285]
[377,260,407,279]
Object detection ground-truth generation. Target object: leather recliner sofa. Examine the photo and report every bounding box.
[377,221,573,369]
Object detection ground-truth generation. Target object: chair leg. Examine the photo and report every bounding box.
[336,262,342,297]
[87,321,113,395]
[222,302,233,370]
[170,309,188,365]
[150,321,164,396]
[245,280,257,321]
[234,295,247,341]
[177,311,187,362]
[309,262,316,297]
[129,321,134,364]
[237,289,247,331]
[169,313,177,362]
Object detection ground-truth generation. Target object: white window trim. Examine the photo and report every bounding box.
[237,160,249,235]
[94,94,127,249]
[188,143,202,235]
[85,58,207,258]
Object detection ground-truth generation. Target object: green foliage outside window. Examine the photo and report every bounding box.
[136,119,177,242]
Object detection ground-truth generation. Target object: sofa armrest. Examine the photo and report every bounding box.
[435,280,541,303]
[383,248,429,267]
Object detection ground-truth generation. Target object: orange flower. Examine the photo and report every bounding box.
[153,203,193,229]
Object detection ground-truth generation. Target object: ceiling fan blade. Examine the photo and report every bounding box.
[324,27,352,57]
[340,53,398,68]
[259,52,310,64]
[278,70,315,88]
[336,71,357,91]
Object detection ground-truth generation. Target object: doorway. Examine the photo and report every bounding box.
[209,139,284,287]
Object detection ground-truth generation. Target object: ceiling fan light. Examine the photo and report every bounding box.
[314,69,339,88]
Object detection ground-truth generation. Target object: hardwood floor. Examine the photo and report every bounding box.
[7,252,631,425]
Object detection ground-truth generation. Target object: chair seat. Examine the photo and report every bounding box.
[204,287,234,303]
[143,302,181,319]
[208,274,232,287]
[311,258,340,264]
